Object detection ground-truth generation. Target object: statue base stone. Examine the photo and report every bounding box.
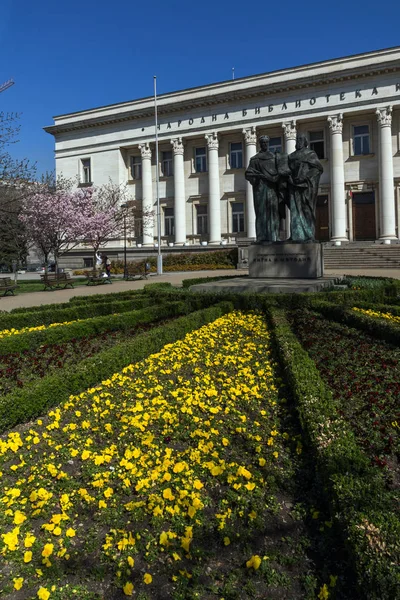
[248,242,323,279]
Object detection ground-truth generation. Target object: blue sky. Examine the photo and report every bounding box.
[1,0,399,177]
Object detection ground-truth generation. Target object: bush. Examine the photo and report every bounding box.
[311,300,400,346]
[267,307,400,599]
[109,249,239,274]
[0,302,233,433]
[0,301,190,355]
[0,296,157,330]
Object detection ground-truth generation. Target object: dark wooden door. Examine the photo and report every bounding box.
[315,195,329,241]
[352,192,376,240]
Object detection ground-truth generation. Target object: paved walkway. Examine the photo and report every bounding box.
[0,270,238,312]
[1,268,399,312]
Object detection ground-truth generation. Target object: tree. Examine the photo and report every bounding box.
[76,182,127,265]
[19,179,88,273]
[0,112,36,269]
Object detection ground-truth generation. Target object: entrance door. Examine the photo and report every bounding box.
[315,195,329,241]
[352,192,376,240]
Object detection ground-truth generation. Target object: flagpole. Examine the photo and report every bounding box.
[154,75,162,275]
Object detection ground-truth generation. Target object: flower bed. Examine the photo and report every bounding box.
[268,307,400,600]
[289,308,400,483]
[0,323,160,396]
[0,311,317,600]
[353,306,400,323]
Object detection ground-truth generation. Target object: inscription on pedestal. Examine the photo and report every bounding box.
[248,243,323,279]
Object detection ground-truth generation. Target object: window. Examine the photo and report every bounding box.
[309,130,325,159]
[269,137,282,154]
[232,202,245,233]
[196,205,208,235]
[162,151,173,177]
[353,125,370,155]
[164,207,174,236]
[134,217,143,238]
[83,257,94,268]
[130,156,142,180]
[195,147,207,173]
[230,142,243,169]
[81,159,91,184]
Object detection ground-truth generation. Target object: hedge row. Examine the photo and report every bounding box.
[311,300,400,346]
[267,307,400,599]
[10,289,147,313]
[0,296,159,330]
[0,302,233,434]
[0,301,189,355]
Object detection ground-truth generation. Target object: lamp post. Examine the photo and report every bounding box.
[154,76,163,275]
[121,203,128,279]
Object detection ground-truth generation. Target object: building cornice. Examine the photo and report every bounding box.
[44,47,400,136]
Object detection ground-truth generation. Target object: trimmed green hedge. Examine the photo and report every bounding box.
[0,302,233,434]
[267,307,400,599]
[10,289,146,313]
[0,296,159,330]
[0,301,189,355]
[311,300,400,346]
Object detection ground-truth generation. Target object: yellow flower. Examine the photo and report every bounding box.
[37,587,51,600]
[14,510,27,525]
[193,479,203,490]
[143,573,152,584]
[42,543,54,557]
[66,528,76,537]
[24,550,33,563]
[329,575,337,587]
[223,537,230,545]
[318,584,330,599]
[13,577,24,590]
[123,582,134,596]
[246,555,262,570]
[81,450,91,460]
[127,556,134,567]
[163,488,175,501]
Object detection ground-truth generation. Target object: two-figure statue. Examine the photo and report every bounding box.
[245,134,323,243]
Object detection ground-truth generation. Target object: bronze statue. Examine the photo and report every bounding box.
[287,134,323,242]
[244,136,282,242]
[245,133,323,243]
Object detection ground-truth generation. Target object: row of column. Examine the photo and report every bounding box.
[138,106,396,246]
[138,133,225,246]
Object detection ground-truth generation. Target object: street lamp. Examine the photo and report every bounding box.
[121,203,128,279]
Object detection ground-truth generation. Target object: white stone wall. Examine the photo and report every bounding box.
[49,47,400,244]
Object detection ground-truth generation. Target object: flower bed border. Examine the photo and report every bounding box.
[267,307,400,599]
[0,302,233,433]
[0,296,156,330]
[311,300,400,346]
[0,300,188,355]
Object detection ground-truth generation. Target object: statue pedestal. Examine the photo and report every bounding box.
[248,242,323,279]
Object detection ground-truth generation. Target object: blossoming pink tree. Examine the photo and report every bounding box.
[76,183,127,267]
[20,182,89,273]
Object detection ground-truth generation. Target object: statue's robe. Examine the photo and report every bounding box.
[287,148,323,242]
[245,151,280,242]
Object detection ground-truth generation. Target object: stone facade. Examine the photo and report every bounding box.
[45,47,400,253]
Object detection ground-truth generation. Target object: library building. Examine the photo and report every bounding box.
[45,46,400,266]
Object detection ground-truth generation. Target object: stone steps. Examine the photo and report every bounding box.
[324,245,400,269]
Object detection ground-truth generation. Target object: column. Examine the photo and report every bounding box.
[171,137,186,245]
[282,121,297,239]
[243,127,257,239]
[376,106,396,240]
[327,114,348,241]
[282,120,297,154]
[138,142,154,246]
[205,132,221,244]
